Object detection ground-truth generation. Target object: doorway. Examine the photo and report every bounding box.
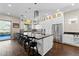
[0,20,11,41]
[52,23,63,43]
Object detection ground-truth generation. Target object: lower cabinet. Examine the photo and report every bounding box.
[63,34,79,47]
[36,35,53,56]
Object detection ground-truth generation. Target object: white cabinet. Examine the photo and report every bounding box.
[63,34,74,44]
[36,35,53,56]
[63,34,79,47]
[43,36,53,55]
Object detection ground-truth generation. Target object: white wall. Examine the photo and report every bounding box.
[63,10,79,47]
[64,9,79,32]
[0,15,21,39]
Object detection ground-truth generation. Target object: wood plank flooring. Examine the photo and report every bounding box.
[45,42,79,56]
[0,40,27,56]
[0,40,79,56]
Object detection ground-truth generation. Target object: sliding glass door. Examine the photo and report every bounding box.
[0,20,11,40]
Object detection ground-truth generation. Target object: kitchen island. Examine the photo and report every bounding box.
[24,32,53,56]
[35,34,53,56]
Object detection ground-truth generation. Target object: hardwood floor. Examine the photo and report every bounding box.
[45,42,79,56]
[0,40,28,56]
[0,40,79,56]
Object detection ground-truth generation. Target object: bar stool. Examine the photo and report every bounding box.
[28,37,38,56]
[16,34,39,56]
[19,34,24,45]
[15,33,21,42]
[23,35,32,51]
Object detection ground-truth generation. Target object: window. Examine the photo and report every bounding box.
[0,20,11,40]
[0,20,11,34]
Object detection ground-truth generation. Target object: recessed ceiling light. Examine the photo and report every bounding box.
[8,4,12,7]
[57,9,60,11]
[28,8,31,10]
[7,12,10,15]
[72,3,75,6]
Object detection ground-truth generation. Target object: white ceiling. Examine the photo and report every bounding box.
[0,3,79,19]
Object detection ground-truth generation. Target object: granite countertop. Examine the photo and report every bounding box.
[64,32,79,35]
[24,31,32,32]
[24,31,53,40]
[35,34,54,40]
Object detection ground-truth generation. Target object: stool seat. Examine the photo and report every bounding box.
[30,42,37,47]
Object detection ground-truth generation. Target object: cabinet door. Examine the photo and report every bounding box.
[63,34,74,44]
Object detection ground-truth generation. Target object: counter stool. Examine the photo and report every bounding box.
[15,33,21,43]
[23,35,32,52]
[19,34,24,45]
[28,37,38,56]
